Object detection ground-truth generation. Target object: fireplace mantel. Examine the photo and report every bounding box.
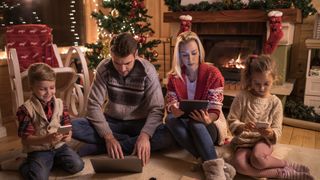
[164,8,302,24]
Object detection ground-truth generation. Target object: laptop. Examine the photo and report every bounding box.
[90,156,143,173]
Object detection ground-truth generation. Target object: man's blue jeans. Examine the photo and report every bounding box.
[166,113,218,161]
[71,117,175,156]
[20,144,84,180]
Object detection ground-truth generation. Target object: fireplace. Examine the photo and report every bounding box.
[200,34,263,82]
[164,9,299,96]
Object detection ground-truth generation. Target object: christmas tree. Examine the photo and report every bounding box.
[85,0,161,69]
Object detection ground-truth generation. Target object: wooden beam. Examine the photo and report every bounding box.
[164,9,302,24]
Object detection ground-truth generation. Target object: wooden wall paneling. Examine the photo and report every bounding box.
[84,0,98,43]
[145,0,160,37]
[145,0,173,80]
[289,15,316,98]
[160,0,171,38]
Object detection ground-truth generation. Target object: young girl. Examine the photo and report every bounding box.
[227,55,314,179]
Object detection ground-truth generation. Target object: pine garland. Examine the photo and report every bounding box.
[164,0,316,18]
[285,99,320,123]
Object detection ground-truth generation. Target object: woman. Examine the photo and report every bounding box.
[165,31,235,180]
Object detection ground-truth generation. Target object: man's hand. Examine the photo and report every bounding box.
[171,106,184,118]
[104,133,124,159]
[132,132,150,166]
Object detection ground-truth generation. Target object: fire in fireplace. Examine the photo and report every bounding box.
[200,35,263,82]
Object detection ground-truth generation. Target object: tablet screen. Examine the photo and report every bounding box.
[179,100,209,115]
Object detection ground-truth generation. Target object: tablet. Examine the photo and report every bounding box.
[179,99,209,116]
[90,156,143,173]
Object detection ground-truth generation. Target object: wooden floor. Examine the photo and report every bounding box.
[279,125,320,149]
[0,117,320,155]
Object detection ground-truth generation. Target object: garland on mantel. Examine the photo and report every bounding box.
[164,0,317,18]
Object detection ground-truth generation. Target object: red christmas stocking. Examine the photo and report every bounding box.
[177,15,192,36]
[263,11,284,54]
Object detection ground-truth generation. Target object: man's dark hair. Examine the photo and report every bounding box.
[110,33,138,57]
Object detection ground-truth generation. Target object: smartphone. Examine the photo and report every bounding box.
[255,122,269,129]
[57,125,72,134]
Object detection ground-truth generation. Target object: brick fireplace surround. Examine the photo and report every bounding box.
[164,9,301,101]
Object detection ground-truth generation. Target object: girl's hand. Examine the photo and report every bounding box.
[171,106,185,118]
[244,121,256,132]
[189,109,211,125]
[257,126,274,137]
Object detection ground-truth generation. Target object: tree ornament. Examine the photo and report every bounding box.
[132,0,138,8]
[130,9,135,18]
[140,35,146,43]
[178,15,192,35]
[153,50,158,57]
[133,35,140,41]
[263,11,284,55]
[111,9,119,18]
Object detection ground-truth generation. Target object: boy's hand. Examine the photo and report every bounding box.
[47,133,63,144]
[61,131,72,142]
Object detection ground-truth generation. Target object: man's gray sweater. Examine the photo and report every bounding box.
[86,58,164,138]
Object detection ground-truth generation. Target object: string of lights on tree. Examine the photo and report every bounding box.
[85,0,161,69]
[0,0,42,27]
[69,0,80,46]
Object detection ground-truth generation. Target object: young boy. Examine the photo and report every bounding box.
[16,63,84,179]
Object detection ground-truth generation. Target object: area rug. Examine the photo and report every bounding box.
[0,143,319,180]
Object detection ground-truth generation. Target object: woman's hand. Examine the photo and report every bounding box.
[171,106,184,118]
[189,109,212,125]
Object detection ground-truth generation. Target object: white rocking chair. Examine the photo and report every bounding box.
[5,24,90,122]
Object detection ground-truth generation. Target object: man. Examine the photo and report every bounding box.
[72,33,174,166]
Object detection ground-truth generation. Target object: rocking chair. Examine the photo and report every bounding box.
[5,24,90,121]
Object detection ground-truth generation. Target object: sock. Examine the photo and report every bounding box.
[278,166,314,180]
[286,161,310,173]
[263,10,284,54]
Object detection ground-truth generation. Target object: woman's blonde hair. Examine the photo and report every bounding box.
[28,63,56,87]
[241,54,277,90]
[168,31,205,79]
